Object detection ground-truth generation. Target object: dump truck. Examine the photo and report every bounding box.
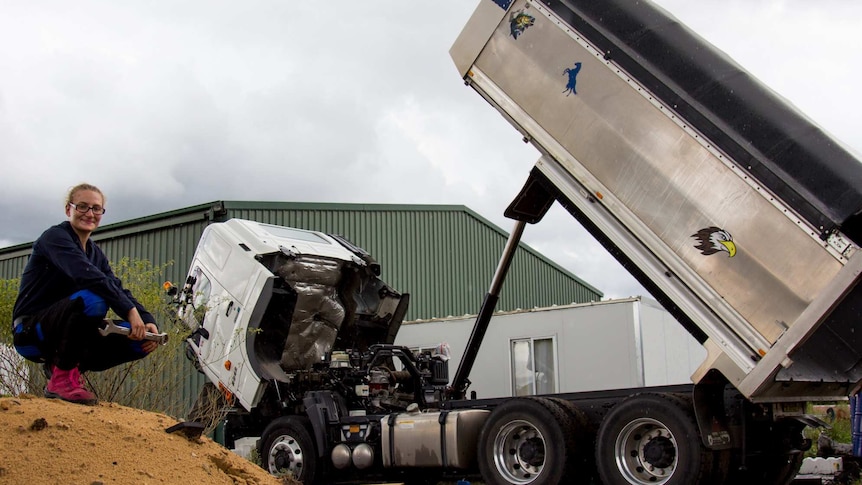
[174,1,862,484]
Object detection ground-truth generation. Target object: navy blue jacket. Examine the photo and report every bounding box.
[12,221,156,326]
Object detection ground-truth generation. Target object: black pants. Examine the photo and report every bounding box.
[13,291,149,371]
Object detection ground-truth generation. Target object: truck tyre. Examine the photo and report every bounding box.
[478,397,582,484]
[595,393,717,485]
[259,416,318,484]
[726,452,802,485]
[546,397,597,477]
[726,420,806,485]
[754,452,804,485]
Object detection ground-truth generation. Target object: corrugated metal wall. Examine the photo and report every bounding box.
[1,199,603,324]
[0,245,31,281]
[0,201,602,411]
[218,202,600,320]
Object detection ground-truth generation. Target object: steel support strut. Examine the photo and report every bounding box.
[450,220,527,398]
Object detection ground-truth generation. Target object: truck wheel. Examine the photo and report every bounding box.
[595,393,716,485]
[726,420,806,485]
[753,452,804,485]
[259,416,318,484]
[478,397,581,484]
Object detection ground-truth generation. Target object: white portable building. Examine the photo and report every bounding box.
[394,297,706,399]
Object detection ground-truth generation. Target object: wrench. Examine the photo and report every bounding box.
[99,319,169,345]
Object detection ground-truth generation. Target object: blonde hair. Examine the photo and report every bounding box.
[66,183,106,206]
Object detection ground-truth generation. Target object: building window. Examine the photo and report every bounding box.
[511,337,557,396]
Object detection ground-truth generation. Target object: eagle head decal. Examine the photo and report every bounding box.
[692,227,736,257]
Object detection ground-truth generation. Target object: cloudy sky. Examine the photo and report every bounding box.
[1,0,859,300]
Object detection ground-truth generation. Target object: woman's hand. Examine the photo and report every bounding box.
[141,323,161,354]
[127,307,146,340]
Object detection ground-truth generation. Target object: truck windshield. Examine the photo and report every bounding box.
[258,223,330,244]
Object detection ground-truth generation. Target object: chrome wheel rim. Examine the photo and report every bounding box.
[492,419,546,484]
[267,433,304,477]
[614,417,678,484]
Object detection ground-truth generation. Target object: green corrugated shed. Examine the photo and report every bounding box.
[1,201,601,317]
[0,201,602,410]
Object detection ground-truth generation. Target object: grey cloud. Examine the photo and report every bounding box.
[1,0,859,303]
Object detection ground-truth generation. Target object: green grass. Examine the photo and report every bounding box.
[804,402,854,458]
[803,401,862,485]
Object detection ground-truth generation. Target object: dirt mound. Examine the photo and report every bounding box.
[0,395,297,485]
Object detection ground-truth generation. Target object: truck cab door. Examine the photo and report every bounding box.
[182,264,241,382]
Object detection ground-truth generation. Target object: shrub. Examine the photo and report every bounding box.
[0,278,34,396]
[0,258,192,417]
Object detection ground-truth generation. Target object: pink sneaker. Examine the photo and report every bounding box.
[45,366,97,405]
[69,367,87,388]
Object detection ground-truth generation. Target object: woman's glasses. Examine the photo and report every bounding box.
[69,203,106,215]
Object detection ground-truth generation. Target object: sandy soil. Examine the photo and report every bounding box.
[0,395,299,485]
